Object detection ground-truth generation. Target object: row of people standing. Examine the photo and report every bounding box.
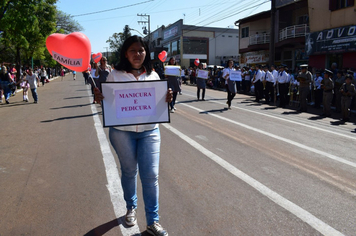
[250,64,355,122]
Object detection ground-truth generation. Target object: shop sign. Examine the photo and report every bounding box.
[244,54,268,63]
[306,25,356,55]
[164,26,178,40]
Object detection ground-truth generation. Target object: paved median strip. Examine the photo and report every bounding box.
[179,102,356,169]
[162,123,345,236]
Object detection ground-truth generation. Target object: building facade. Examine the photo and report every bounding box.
[235,0,309,70]
[306,0,356,70]
[148,19,239,68]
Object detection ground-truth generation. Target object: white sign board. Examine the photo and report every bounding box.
[164,65,181,77]
[197,70,209,79]
[229,70,242,81]
[101,81,170,127]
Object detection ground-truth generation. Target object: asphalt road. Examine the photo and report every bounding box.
[1,73,356,236]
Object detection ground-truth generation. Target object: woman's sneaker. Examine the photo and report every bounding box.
[125,207,137,226]
[147,222,168,236]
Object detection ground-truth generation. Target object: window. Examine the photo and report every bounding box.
[183,38,208,54]
[171,40,180,55]
[241,27,249,38]
[329,0,354,11]
[297,15,309,25]
[164,43,171,56]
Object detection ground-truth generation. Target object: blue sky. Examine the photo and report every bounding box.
[56,0,271,54]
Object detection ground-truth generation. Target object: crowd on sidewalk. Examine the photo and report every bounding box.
[0,64,66,104]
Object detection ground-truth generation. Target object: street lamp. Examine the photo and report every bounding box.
[129,28,144,37]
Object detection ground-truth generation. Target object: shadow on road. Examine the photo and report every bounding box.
[199,108,228,114]
[308,115,325,120]
[0,101,31,108]
[64,96,91,100]
[50,103,92,110]
[83,216,146,236]
[41,112,101,123]
[330,120,346,126]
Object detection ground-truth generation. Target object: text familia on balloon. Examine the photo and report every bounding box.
[52,51,83,67]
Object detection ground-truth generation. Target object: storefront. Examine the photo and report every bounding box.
[240,50,269,66]
[306,25,356,69]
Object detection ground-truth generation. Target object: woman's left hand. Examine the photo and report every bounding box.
[166,88,173,103]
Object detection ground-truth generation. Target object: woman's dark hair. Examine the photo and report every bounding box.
[168,57,176,65]
[114,35,153,75]
[226,59,234,68]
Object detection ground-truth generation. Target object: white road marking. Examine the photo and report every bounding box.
[162,123,345,236]
[88,90,141,236]
[180,93,356,141]
[180,102,356,169]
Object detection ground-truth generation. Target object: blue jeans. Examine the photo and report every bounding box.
[109,127,161,225]
[31,88,38,102]
[1,81,11,100]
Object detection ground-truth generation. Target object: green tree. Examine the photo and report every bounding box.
[0,0,57,79]
[106,25,131,66]
[56,10,83,34]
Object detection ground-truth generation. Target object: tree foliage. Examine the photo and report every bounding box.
[0,0,83,75]
[106,25,131,66]
[56,10,83,34]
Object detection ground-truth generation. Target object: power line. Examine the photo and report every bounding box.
[72,0,154,17]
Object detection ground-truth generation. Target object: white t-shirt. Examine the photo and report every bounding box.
[40,70,47,77]
[106,69,161,132]
[91,69,99,79]
[26,74,38,89]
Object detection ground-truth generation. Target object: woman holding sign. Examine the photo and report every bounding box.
[196,63,207,101]
[166,57,180,113]
[223,60,237,109]
[94,36,170,236]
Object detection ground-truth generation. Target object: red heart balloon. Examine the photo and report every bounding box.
[158,51,167,62]
[92,52,102,63]
[194,58,200,67]
[46,32,91,72]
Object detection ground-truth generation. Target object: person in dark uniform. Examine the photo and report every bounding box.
[339,74,355,122]
[314,70,323,108]
[322,69,334,117]
[296,64,312,112]
[334,71,345,113]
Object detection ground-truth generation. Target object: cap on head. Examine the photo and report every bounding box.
[300,64,308,69]
[324,69,333,76]
[345,74,352,80]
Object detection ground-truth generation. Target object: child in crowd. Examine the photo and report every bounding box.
[20,71,30,102]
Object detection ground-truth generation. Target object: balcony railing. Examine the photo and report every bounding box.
[279,24,309,41]
[249,33,270,45]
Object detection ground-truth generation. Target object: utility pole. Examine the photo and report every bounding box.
[137,14,151,42]
[269,0,276,67]
[104,47,109,59]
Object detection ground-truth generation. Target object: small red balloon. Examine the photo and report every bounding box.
[194,58,200,67]
[158,51,167,62]
[92,52,102,63]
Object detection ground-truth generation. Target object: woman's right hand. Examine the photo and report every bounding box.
[94,87,104,105]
